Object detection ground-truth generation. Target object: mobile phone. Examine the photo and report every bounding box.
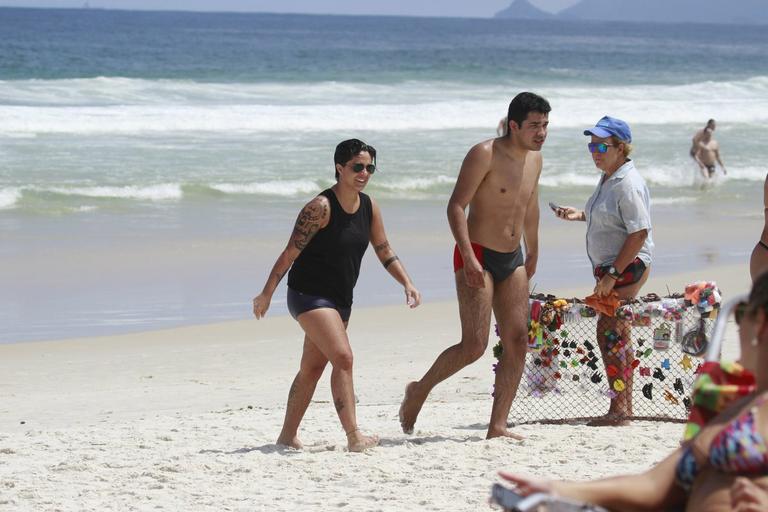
[548,201,561,212]
[490,484,525,511]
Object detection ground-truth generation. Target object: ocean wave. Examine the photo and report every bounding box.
[208,180,322,197]
[0,188,21,209]
[651,197,698,206]
[539,172,603,189]
[41,184,183,201]
[0,76,766,135]
[377,175,456,191]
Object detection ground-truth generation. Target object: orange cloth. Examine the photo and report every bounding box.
[684,282,704,304]
[584,292,620,317]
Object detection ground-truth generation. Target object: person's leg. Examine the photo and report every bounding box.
[399,270,494,434]
[590,269,649,426]
[277,335,329,449]
[296,308,378,451]
[487,266,529,439]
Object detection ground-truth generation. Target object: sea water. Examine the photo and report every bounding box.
[1,8,767,342]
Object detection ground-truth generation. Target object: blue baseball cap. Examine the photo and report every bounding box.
[583,116,632,143]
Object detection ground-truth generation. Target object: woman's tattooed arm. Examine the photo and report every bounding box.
[291,197,329,250]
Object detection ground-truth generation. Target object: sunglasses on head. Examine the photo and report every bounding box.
[588,142,615,154]
[735,301,750,326]
[350,163,376,174]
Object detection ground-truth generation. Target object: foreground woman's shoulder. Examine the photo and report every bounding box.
[299,194,332,220]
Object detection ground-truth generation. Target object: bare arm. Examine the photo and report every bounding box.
[714,145,726,174]
[369,199,421,308]
[689,133,701,156]
[252,196,330,318]
[594,229,648,297]
[522,154,542,279]
[447,142,492,288]
[612,230,648,275]
[500,447,686,512]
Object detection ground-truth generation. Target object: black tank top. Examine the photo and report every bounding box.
[287,188,372,308]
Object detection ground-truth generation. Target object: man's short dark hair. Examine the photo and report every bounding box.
[333,139,376,181]
[507,92,551,134]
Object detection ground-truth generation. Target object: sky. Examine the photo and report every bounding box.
[0,0,582,16]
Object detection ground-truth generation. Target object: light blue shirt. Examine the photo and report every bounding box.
[584,159,653,269]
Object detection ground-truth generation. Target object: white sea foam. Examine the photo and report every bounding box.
[0,188,21,209]
[43,184,182,201]
[651,197,698,206]
[210,180,321,197]
[540,172,603,189]
[378,175,456,191]
[72,205,98,213]
[0,76,766,134]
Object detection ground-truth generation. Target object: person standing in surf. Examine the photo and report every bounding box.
[694,127,727,179]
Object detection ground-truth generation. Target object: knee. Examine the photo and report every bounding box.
[301,362,327,382]
[461,342,487,364]
[330,351,354,372]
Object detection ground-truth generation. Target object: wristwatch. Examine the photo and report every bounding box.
[607,266,621,280]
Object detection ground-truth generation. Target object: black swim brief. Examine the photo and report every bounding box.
[286,287,351,323]
[453,242,524,283]
[594,257,647,289]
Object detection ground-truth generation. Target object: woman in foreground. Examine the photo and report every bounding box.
[749,174,768,282]
[253,139,421,452]
[500,272,768,511]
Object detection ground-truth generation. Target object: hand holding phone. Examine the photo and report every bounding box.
[491,484,525,511]
[548,201,561,212]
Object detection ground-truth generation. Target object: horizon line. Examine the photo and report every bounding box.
[0,4,765,27]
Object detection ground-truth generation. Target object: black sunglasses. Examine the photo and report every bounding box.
[735,301,749,326]
[350,163,376,174]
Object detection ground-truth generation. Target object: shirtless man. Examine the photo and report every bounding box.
[399,92,550,439]
[689,119,716,158]
[694,127,727,179]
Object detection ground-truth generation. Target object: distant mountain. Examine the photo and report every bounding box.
[494,0,554,20]
[495,0,768,25]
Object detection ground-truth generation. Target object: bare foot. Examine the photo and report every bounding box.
[487,428,525,441]
[587,414,631,427]
[347,430,379,452]
[399,381,425,434]
[276,434,303,449]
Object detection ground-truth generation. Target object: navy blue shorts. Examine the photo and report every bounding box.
[286,287,351,323]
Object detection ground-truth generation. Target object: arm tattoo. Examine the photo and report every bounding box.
[292,201,327,251]
[383,255,399,269]
[373,241,390,254]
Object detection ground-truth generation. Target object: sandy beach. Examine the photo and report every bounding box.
[0,262,750,511]
[2,8,766,511]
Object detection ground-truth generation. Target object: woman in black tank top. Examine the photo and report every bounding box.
[252,139,421,452]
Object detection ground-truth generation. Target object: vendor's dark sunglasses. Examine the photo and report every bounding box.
[735,301,750,325]
[588,142,615,154]
[351,163,376,174]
